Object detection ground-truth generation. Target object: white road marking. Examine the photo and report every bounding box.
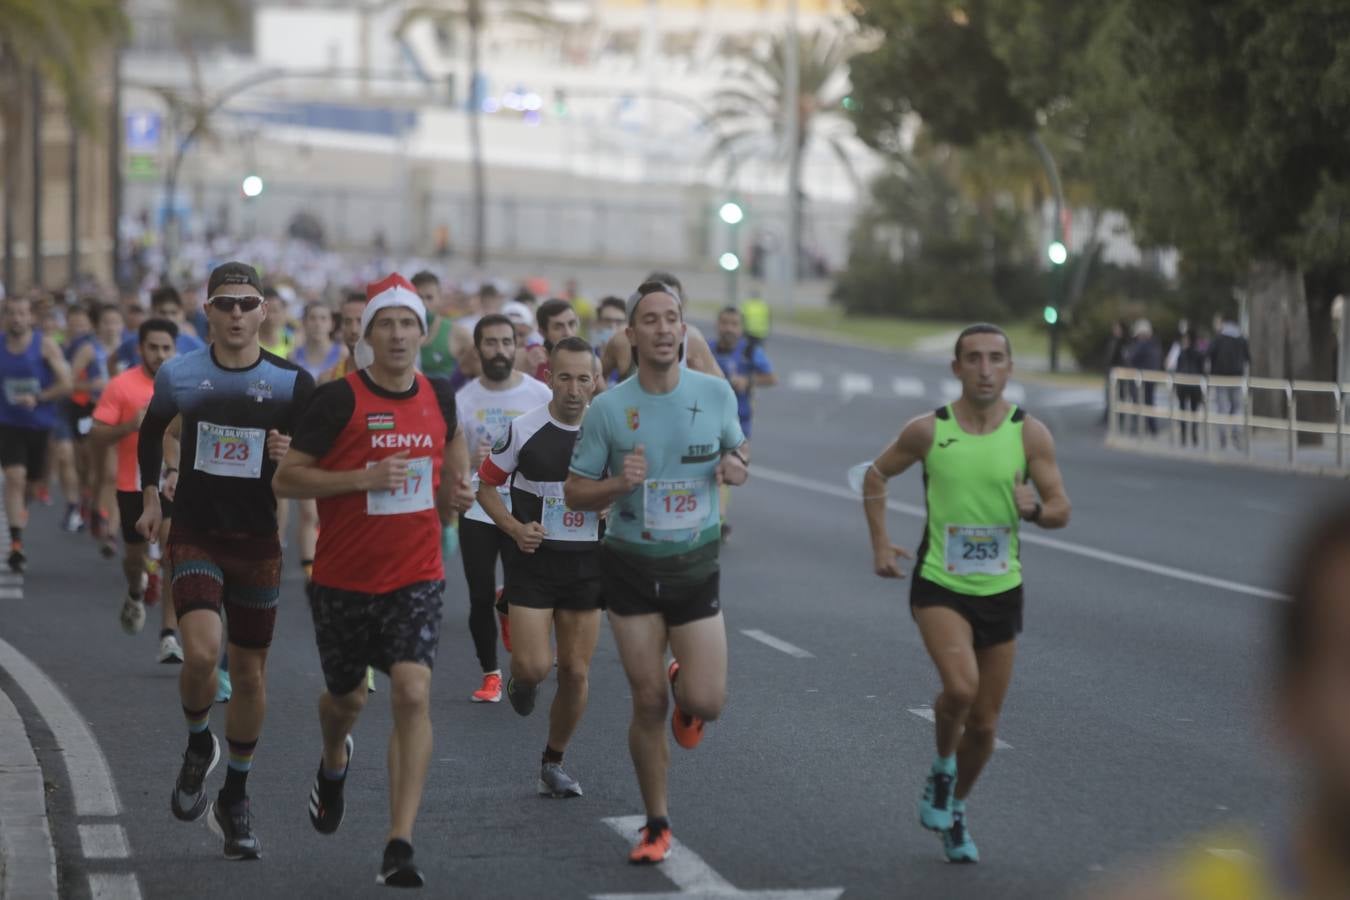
[840,373,874,397]
[0,586,24,599]
[78,823,130,859]
[87,873,143,900]
[740,629,815,659]
[0,684,57,899]
[891,376,925,397]
[1005,383,1027,404]
[1041,388,1103,408]
[595,816,844,899]
[787,371,824,391]
[0,637,121,815]
[0,572,24,585]
[752,465,1289,601]
[907,707,1013,750]
[940,379,962,399]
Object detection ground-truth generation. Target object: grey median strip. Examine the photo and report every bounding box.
[0,684,57,900]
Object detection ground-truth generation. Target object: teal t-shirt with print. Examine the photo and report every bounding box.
[570,370,745,566]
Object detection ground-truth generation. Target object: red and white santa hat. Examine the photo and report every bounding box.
[354,273,428,369]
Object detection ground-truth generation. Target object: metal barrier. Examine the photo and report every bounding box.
[1107,368,1348,469]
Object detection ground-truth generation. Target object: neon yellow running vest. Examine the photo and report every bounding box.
[919,404,1026,595]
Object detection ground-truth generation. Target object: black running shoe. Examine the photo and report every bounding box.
[209,796,261,860]
[309,734,354,834]
[170,734,219,821]
[377,842,425,888]
[7,546,25,574]
[506,676,537,717]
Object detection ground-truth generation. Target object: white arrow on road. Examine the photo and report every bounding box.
[593,816,844,900]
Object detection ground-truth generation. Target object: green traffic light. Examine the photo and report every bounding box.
[1043,306,1059,325]
[842,96,857,111]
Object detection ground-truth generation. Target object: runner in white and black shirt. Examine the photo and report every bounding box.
[476,337,602,799]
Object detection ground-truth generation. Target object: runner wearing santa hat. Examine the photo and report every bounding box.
[274,273,475,888]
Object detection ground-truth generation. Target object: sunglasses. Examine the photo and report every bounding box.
[207,295,264,313]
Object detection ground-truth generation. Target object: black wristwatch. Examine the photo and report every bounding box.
[1025,501,1042,523]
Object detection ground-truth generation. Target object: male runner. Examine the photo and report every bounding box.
[137,261,315,860]
[591,297,628,357]
[478,336,603,799]
[0,295,72,572]
[91,304,127,557]
[456,314,551,702]
[711,306,776,540]
[861,323,1070,863]
[412,270,472,382]
[52,303,103,533]
[599,271,723,381]
[324,292,368,384]
[114,286,205,372]
[535,298,605,393]
[565,281,748,863]
[274,274,474,888]
[91,318,181,658]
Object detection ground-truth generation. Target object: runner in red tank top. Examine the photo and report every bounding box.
[274,274,474,889]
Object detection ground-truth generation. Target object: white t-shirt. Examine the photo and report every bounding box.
[456,374,552,525]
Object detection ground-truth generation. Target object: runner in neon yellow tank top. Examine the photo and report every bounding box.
[411,271,472,380]
[861,324,1071,865]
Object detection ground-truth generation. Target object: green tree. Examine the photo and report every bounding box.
[704,29,857,276]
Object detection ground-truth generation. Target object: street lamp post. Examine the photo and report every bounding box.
[719,199,744,305]
[783,0,800,316]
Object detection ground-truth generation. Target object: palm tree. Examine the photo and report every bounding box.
[705,28,858,277]
[394,0,555,269]
[0,0,126,287]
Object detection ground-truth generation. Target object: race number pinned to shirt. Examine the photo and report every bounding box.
[541,496,598,542]
[944,525,1012,576]
[644,478,712,532]
[194,421,265,478]
[3,377,39,405]
[367,456,434,516]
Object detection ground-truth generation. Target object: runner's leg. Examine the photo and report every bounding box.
[666,612,728,722]
[178,609,222,715]
[954,640,1016,800]
[548,609,601,753]
[319,684,365,773]
[459,520,501,673]
[3,463,27,530]
[221,644,268,802]
[609,611,671,818]
[387,662,433,842]
[914,606,979,757]
[508,606,555,686]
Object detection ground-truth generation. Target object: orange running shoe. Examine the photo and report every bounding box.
[667,660,704,749]
[471,672,502,703]
[628,826,672,865]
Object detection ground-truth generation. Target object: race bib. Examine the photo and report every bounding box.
[193,421,265,479]
[76,416,94,436]
[367,456,434,516]
[3,377,38,405]
[541,496,598,542]
[644,478,712,532]
[943,525,1012,576]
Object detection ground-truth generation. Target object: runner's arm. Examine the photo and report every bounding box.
[70,344,101,393]
[1020,416,1071,529]
[564,406,629,511]
[684,325,724,377]
[38,336,72,401]
[864,415,933,575]
[137,367,179,497]
[751,346,777,387]
[432,376,473,521]
[273,379,371,499]
[89,380,133,446]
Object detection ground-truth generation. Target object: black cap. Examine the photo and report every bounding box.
[207,262,262,297]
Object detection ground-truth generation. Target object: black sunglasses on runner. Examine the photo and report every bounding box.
[206,295,264,313]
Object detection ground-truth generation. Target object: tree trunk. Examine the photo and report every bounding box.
[468,0,486,269]
[1246,259,1314,422]
[30,68,43,288]
[2,56,21,292]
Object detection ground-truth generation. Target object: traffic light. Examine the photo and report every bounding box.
[841,95,857,112]
[1043,305,1058,325]
[241,174,264,198]
[1047,240,1067,265]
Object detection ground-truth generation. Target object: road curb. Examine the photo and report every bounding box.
[1104,436,1350,480]
[0,683,57,900]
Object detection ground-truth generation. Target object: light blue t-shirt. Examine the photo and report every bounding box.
[570,369,745,562]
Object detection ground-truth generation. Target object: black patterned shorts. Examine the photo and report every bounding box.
[306,579,445,696]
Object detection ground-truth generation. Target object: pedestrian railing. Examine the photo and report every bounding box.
[1107,368,1350,469]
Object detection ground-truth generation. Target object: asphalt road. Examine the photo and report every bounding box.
[1,329,1340,900]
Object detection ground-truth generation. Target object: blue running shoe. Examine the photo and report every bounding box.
[919,770,955,831]
[943,808,979,864]
[215,667,232,704]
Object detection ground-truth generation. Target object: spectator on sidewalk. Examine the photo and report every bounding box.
[1125,319,1162,435]
[1102,319,1130,428]
[1170,331,1206,446]
[1207,314,1250,449]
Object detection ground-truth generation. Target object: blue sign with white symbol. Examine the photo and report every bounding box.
[125,112,161,153]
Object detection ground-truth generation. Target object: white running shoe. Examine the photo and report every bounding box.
[119,595,146,635]
[158,633,183,664]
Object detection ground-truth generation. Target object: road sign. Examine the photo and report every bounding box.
[124,112,161,154]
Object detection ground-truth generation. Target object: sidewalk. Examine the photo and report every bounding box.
[0,666,58,900]
[1106,423,1350,479]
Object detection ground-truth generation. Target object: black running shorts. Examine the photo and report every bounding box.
[0,425,48,474]
[502,545,603,612]
[116,490,174,544]
[307,579,445,696]
[910,572,1023,650]
[601,545,720,627]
